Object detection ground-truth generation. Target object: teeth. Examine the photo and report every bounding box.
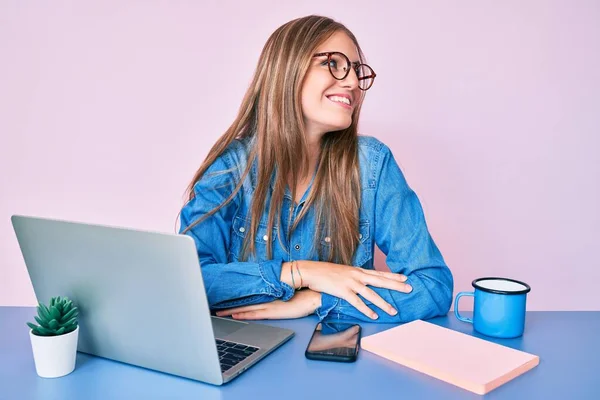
[328,96,351,105]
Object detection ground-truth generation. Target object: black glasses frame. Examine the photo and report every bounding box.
[313,51,376,90]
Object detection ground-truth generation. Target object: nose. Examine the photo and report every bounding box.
[339,68,359,90]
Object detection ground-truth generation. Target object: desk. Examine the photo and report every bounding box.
[1,308,598,399]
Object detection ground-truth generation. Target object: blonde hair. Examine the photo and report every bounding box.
[182,15,367,265]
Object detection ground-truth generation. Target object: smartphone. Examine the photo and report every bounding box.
[305,321,361,362]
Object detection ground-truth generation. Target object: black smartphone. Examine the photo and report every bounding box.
[305,321,361,362]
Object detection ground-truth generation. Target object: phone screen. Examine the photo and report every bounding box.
[305,321,361,362]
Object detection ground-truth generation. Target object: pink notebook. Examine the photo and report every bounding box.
[361,320,539,395]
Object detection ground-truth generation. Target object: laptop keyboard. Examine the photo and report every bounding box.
[216,339,260,373]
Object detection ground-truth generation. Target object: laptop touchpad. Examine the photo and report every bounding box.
[212,317,247,338]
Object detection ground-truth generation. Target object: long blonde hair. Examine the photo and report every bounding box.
[182,15,367,265]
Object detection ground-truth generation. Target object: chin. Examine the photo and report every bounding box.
[333,121,353,131]
[325,118,352,132]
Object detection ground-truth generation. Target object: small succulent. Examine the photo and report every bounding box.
[27,296,79,337]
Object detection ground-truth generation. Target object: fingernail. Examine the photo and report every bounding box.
[390,308,398,315]
[406,284,413,292]
[400,275,407,282]
[371,313,378,319]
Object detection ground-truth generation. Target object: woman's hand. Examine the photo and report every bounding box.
[299,261,413,320]
[215,289,322,320]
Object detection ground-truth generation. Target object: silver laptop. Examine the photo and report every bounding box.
[11,214,294,385]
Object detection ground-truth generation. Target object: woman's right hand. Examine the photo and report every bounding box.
[298,261,413,320]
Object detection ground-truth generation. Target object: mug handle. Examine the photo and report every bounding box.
[454,291,474,323]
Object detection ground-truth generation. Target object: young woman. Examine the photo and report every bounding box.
[179,15,453,323]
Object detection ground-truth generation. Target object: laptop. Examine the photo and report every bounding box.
[11,214,294,385]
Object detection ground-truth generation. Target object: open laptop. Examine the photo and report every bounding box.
[11,214,294,385]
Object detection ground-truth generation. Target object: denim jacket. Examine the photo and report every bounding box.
[179,135,453,323]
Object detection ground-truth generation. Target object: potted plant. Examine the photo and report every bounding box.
[27,296,79,378]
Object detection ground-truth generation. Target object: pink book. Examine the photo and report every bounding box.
[360,320,539,395]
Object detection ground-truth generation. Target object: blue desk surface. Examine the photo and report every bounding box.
[1,308,599,400]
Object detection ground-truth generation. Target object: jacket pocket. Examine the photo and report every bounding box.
[353,220,372,266]
[230,215,277,262]
[320,220,372,266]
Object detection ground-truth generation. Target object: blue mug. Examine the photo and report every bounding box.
[454,277,531,338]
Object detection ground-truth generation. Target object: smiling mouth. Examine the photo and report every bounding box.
[326,95,352,109]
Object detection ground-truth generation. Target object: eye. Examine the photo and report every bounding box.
[321,59,338,69]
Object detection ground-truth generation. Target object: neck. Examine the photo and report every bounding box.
[305,129,323,173]
[286,136,321,189]
[305,132,322,178]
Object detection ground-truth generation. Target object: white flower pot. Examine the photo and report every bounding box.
[29,326,79,378]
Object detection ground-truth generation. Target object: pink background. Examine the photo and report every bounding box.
[1,1,598,310]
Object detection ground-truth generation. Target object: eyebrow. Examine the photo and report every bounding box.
[314,52,362,65]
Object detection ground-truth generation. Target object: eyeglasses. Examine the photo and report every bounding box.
[313,51,376,91]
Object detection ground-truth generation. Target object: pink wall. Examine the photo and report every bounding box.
[1,1,598,310]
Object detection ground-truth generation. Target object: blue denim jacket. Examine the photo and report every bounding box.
[179,135,453,323]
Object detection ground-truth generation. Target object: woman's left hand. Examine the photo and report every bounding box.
[215,289,322,320]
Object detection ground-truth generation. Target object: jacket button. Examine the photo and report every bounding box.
[359,234,363,239]
[324,237,331,243]
[294,244,300,250]
[239,227,245,233]
[263,235,269,241]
